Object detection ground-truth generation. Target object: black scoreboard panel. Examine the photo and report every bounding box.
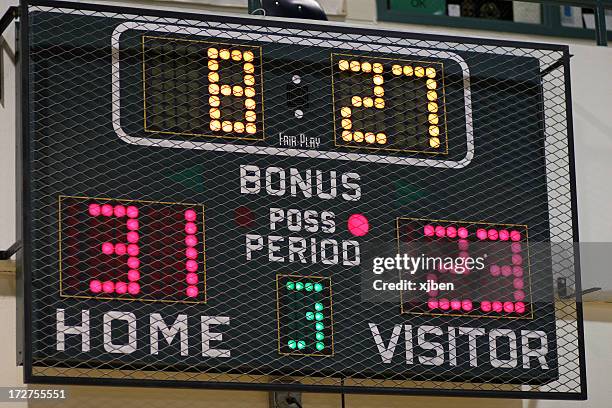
[20,1,585,399]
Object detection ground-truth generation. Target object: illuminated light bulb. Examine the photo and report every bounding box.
[208,59,219,71]
[462,299,473,311]
[246,123,257,134]
[341,131,352,142]
[210,120,221,132]
[233,85,244,97]
[361,61,372,72]
[373,74,384,85]
[297,340,306,350]
[209,108,221,119]
[427,90,438,101]
[234,122,245,133]
[439,298,450,310]
[222,121,233,132]
[403,66,413,76]
[114,243,127,256]
[316,332,324,341]
[305,282,314,292]
[185,234,198,247]
[315,322,324,331]
[515,302,526,314]
[207,48,219,59]
[209,84,220,95]
[510,230,521,241]
[186,285,199,298]
[450,299,461,310]
[315,302,324,312]
[492,301,503,313]
[514,290,525,301]
[423,225,435,237]
[101,242,114,255]
[513,278,524,290]
[115,281,127,295]
[341,106,351,118]
[351,96,362,107]
[476,228,487,240]
[186,260,198,273]
[243,50,254,62]
[186,247,198,260]
[341,118,352,130]
[244,75,255,86]
[315,312,324,321]
[208,72,219,83]
[503,302,514,313]
[185,222,197,235]
[127,269,140,282]
[427,102,438,113]
[231,50,242,61]
[374,98,385,109]
[376,133,387,144]
[499,229,509,241]
[426,78,437,90]
[512,266,524,277]
[219,49,230,60]
[288,340,297,349]
[435,225,446,237]
[349,60,360,72]
[128,282,140,295]
[487,229,499,240]
[243,63,254,74]
[427,298,438,309]
[315,342,325,351]
[490,265,501,277]
[127,218,139,231]
[481,301,492,312]
[127,257,140,269]
[338,59,349,71]
[114,205,126,218]
[429,137,440,148]
[363,97,373,108]
[512,254,523,265]
[221,85,232,96]
[209,96,221,107]
[501,265,512,277]
[373,86,384,97]
[244,87,256,98]
[426,67,436,78]
[458,227,468,238]
[90,280,102,293]
[100,281,114,294]
[245,111,257,123]
[348,213,369,237]
[88,203,101,216]
[414,66,425,77]
[428,113,439,124]
[458,239,469,251]
[446,226,457,238]
[245,98,256,110]
[186,273,199,285]
[429,126,440,137]
[295,282,304,291]
[372,62,383,73]
[305,311,315,321]
[365,132,376,144]
[127,231,139,244]
[353,131,364,143]
[314,283,323,292]
[286,281,295,291]
[101,204,113,216]
[392,64,402,75]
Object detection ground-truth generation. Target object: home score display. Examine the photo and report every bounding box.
[19,4,578,394]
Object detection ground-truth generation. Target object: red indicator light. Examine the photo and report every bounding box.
[348,213,369,237]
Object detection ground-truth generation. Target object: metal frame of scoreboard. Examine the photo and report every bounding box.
[14,0,587,400]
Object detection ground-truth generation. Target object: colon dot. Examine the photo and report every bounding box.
[186,285,199,298]
[487,229,499,240]
[446,226,457,238]
[513,278,524,289]
[450,299,461,310]
[510,230,521,241]
[458,239,469,251]
[492,301,503,313]
[512,254,523,265]
[101,204,113,216]
[128,282,140,295]
[185,222,198,235]
[515,302,526,313]
[127,269,140,282]
[458,227,468,239]
[476,228,487,240]
[511,242,522,253]
[185,235,198,247]
[435,226,446,238]
[186,272,199,285]
[127,231,139,244]
[186,247,198,260]
[127,219,139,231]
[114,205,126,218]
[481,301,492,312]
[127,244,139,256]
[514,290,526,301]
[512,266,524,277]
[499,229,509,241]
[88,203,101,216]
[490,265,501,277]
[462,299,473,311]
[114,243,127,256]
[185,209,197,222]
[427,299,439,309]
[503,301,515,313]
[102,281,115,293]
[101,242,114,255]
[127,257,140,269]
[423,225,435,237]
[126,206,139,218]
[186,260,198,272]
[90,280,102,293]
[501,265,512,277]
[115,281,127,294]
[439,298,450,310]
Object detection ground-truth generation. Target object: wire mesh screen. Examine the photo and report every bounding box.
[20,0,585,399]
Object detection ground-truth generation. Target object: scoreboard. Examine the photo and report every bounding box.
[18,0,586,399]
